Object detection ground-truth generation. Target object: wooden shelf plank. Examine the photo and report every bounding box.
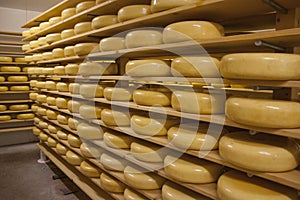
[0,72,28,75]
[0,62,27,65]
[37,56,86,64]
[0,100,33,104]
[0,119,33,124]
[0,52,24,55]
[0,110,32,114]
[0,82,30,85]
[0,31,22,36]
[0,91,32,94]
[0,41,24,46]
[0,126,33,134]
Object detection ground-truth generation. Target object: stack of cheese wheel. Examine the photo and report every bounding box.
[80,161,100,178]
[150,0,203,12]
[164,154,223,183]
[66,150,83,165]
[168,122,227,150]
[76,1,95,13]
[79,104,101,119]
[65,64,79,75]
[133,87,172,106]
[64,46,76,57]
[92,15,118,30]
[163,21,224,43]
[103,131,135,149]
[74,43,99,56]
[46,33,61,44]
[217,171,298,200]
[52,48,65,58]
[69,83,80,94]
[78,62,118,76]
[220,53,300,80]
[1,66,20,72]
[226,97,300,128]
[123,188,145,200]
[56,143,68,155]
[101,108,130,126]
[68,118,79,130]
[126,59,170,76]
[172,90,225,114]
[131,114,178,136]
[48,16,61,25]
[219,132,300,172]
[131,141,167,163]
[117,5,151,22]
[80,84,104,99]
[77,122,104,140]
[100,173,126,193]
[61,29,75,39]
[61,8,76,20]
[100,153,128,171]
[104,87,133,101]
[74,22,92,35]
[67,134,82,148]
[125,30,163,48]
[80,143,102,158]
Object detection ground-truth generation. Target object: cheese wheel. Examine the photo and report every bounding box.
[65,64,79,75]
[151,0,202,12]
[37,108,47,116]
[37,94,47,103]
[101,109,130,126]
[125,30,163,48]
[76,1,95,13]
[118,5,151,22]
[80,161,100,178]
[29,40,39,49]
[33,127,41,136]
[46,33,61,44]
[171,56,220,77]
[100,153,127,171]
[9,104,29,111]
[42,68,54,75]
[104,87,132,101]
[34,117,40,124]
[172,90,225,114]
[28,68,37,75]
[56,82,69,92]
[0,56,13,62]
[164,155,223,183]
[74,43,99,56]
[42,52,53,60]
[49,16,61,25]
[61,8,76,20]
[219,132,300,172]
[36,81,45,89]
[74,22,92,35]
[80,143,102,158]
[80,84,104,98]
[133,88,171,106]
[124,166,165,190]
[56,143,68,155]
[77,123,104,139]
[22,30,30,38]
[48,124,59,134]
[61,29,75,40]
[0,86,8,92]
[31,104,38,112]
[66,151,83,165]
[226,97,300,128]
[57,114,69,125]
[162,181,210,200]
[163,21,224,43]
[39,21,50,30]
[29,93,38,100]
[32,53,43,62]
[67,134,82,148]
[123,188,145,200]
[79,104,101,119]
[47,137,58,147]
[46,96,56,106]
[52,48,65,58]
[221,53,300,80]
[92,15,118,30]
[0,66,20,72]
[126,59,170,76]
[45,81,56,91]
[64,46,76,57]
[17,113,34,120]
[217,171,299,200]
[30,26,40,34]
[78,62,118,76]
[99,37,125,51]
[131,141,166,162]
[56,97,69,109]
[14,57,25,63]
[131,115,178,136]
[103,131,134,149]
[39,132,48,141]
[10,86,30,91]
[101,173,126,193]
[96,0,106,4]
[57,130,68,140]
[54,66,65,75]
[0,105,7,111]
[22,44,30,51]
[68,100,81,113]
[46,109,58,120]
[0,115,11,121]
[24,56,33,63]
[39,121,49,129]
[38,37,47,46]
[34,68,43,75]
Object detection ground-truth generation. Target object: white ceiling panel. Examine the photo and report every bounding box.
[0,0,62,12]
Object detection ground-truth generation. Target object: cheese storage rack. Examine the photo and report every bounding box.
[0,31,36,146]
[23,0,300,199]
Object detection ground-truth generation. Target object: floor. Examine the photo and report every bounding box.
[0,142,91,200]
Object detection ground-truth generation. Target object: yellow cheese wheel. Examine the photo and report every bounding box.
[103,131,134,149]
[92,15,118,30]
[42,52,53,60]
[124,166,165,190]
[38,37,47,46]
[164,155,223,183]
[56,143,68,155]
[48,16,62,25]
[56,82,69,92]
[78,62,118,76]
[66,151,83,165]
[57,114,69,125]
[125,30,163,48]
[99,37,125,52]
[57,130,68,140]
[123,188,145,200]
[48,124,59,134]
[74,43,99,56]
[226,97,300,128]
[79,104,101,119]
[39,121,49,129]
[33,127,41,136]
[61,8,76,20]
[118,5,151,22]
[24,56,33,63]
[64,46,76,57]
[46,96,56,106]
[80,84,104,98]
[172,90,225,114]
[22,67,30,72]
[163,21,224,43]
[171,56,220,77]
[76,1,95,13]
[65,64,79,75]
[47,137,58,147]
[0,115,11,121]
[131,141,166,163]
[221,53,300,80]
[42,68,55,75]
[39,21,50,30]
[61,29,75,40]
[22,30,30,38]
[151,0,202,12]
[219,132,300,172]
[52,48,65,58]
[100,173,126,193]
[217,171,299,200]
[36,94,47,103]
[126,59,170,76]
[30,26,40,34]
[54,66,65,75]
[45,81,57,91]
[80,161,100,178]
[133,88,171,106]
[32,53,43,62]
[74,22,92,35]
[68,118,80,130]
[22,44,30,51]
[104,87,132,101]
[39,132,48,141]
[80,143,102,158]
[29,40,39,49]
[10,86,30,91]
[0,66,21,72]
[131,115,178,136]
[46,109,58,120]
[34,117,40,124]
[17,113,34,120]
[101,108,130,126]
[31,104,39,112]
[77,123,104,139]
[56,97,69,109]
[0,86,8,92]
[37,107,47,116]
[0,56,13,62]
[36,81,45,89]
[68,100,81,113]
[9,104,29,111]
[100,153,127,171]
[0,105,7,111]
[46,33,61,44]
[27,67,37,75]
[14,57,25,63]
[67,134,82,148]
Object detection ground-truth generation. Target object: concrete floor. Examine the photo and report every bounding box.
[0,142,91,200]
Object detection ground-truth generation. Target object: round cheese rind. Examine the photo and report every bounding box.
[61,29,75,39]
[171,90,225,114]
[125,59,170,76]
[163,21,224,43]
[37,107,47,116]
[99,37,125,51]
[80,84,104,99]
[49,16,61,25]
[56,143,68,155]
[226,97,300,128]
[10,86,30,91]
[61,8,76,20]
[133,89,171,106]
[39,132,48,141]
[39,21,50,30]
[125,30,163,48]
[68,100,81,113]
[57,130,68,140]
[103,131,134,149]
[219,132,300,172]
[69,83,80,94]
[38,121,49,129]
[92,15,118,30]
[14,57,26,63]
[104,87,132,101]
[29,40,39,49]
[48,125,59,134]
[52,48,65,58]
[0,105,7,111]
[0,66,21,72]
[74,22,92,35]
[100,153,127,171]
[150,0,203,12]
[57,114,69,125]
[80,143,102,158]
[38,37,47,46]
[56,82,69,92]
[22,30,31,38]
[17,113,34,120]
[80,161,100,178]
[100,173,126,193]
[0,115,11,121]
[131,141,166,163]
[29,92,38,100]
[33,127,41,136]
[217,171,299,200]
[78,62,118,76]
[67,134,82,148]
[64,46,76,57]
[31,104,39,112]
[164,155,223,183]
[47,137,58,147]
[66,151,83,165]
[45,81,56,91]
[42,52,54,60]
[42,68,54,75]
[54,66,65,75]
[30,26,40,34]
[101,109,130,126]
[123,188,145,200]
[74,43,99,56]
[56,97,69,109]
[24,56,33,63]
[221,53,300,80]
[22,44,30,51]
[79,104,101,119]
[46,97,56,106]
[77,123,104,140]
[0,56,13,62]
[46,109,58,120]
[0,86,8,92]
[32,53,43,62]
[65,64,79,75]
[9,104,29,111]
[118,5,151,22]
[36,81,45,89]
[46,33,61,44]
[76,1,95,13]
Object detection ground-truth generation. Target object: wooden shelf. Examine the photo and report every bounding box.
[0,72,28,75]
[0,91,32,94]
[0,82,30,85]
[0,119,33,124]
[0,100,33,104]
[0,126,33,134]
[0,31,22,36]
[37,56,86,64]
[0,41,24,46]
[0,52,25,55]
[0,62,28,65]
[0,110,32,114]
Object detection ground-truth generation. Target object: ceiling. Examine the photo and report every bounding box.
[0,0,62,12]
